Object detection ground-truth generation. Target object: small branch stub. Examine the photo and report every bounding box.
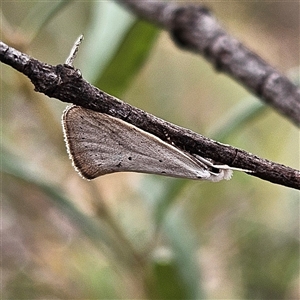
[65,35,84,67]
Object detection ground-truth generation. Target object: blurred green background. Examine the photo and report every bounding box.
[1,1,299,299]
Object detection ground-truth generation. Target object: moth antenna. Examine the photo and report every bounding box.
[193,154,253,173]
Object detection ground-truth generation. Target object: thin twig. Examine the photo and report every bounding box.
[116,0,300,126]
[1,41,299,190]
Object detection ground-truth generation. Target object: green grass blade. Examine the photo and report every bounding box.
[94,20,159,97]
[162,209,203,299]
[209,98,266,141]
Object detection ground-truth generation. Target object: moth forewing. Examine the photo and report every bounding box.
[62,105,235,182]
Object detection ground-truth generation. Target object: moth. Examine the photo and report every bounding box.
[62,105,243,182]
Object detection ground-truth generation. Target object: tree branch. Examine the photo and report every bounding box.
[116,0,300,127]
[1,41,299,190]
